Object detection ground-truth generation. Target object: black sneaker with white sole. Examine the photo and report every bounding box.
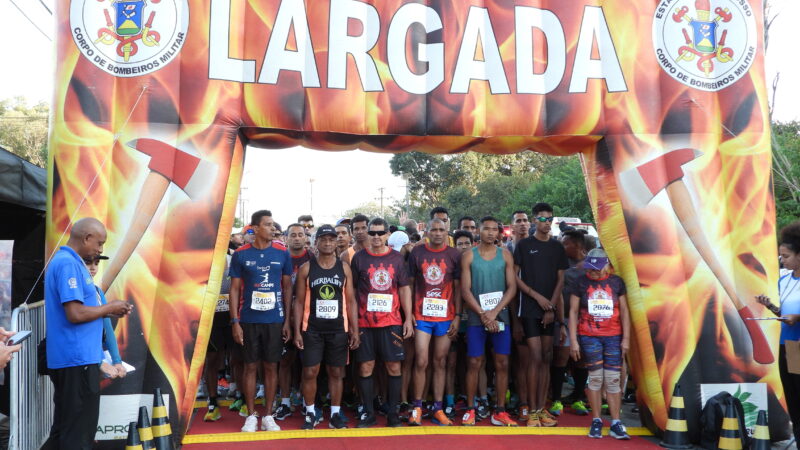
[357,411,377,428]
[274,404,292,421]
[301,412,316,430]
[329,412,347,429]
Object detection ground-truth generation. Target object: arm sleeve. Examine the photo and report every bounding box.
[397,255,410,287]
[282,250,293,276]
[513,243,523,266]
[229,251,242,278]
[97,288,122,364]
[557,245,569,270]
[56,263,84,304]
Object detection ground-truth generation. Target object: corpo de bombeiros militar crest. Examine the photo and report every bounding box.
[652,0,757,91]
[70,0,189,77]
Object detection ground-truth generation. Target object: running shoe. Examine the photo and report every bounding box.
[329,412,348,429]
[490,411,518,427]
[476,399,490,420]
[398,402,411,422]
[609,422,630,440]
[571,400,589,416]
[432,409,453,426]
[537,409,558,427]
[588,418,603,438]
[229,397,244,412]
[203,406,221,422]
[549,400,563,416]
[387,412,401,427]
[301,412,316,430]
[238,404,249,418]
[357,411,377,428]
[461,408,476,426]
[314,408,323,426]
[527,412,541,427]
[422,402,433,419]
[444,404,456,419]
[241,414,258,432]
[602,403,609,415]
[274,404,292,420]
[197,380,208,399]
[255,384,265,399]
[262,414,281,431]
[541,408,558,421]
[518,404,529,422]
[408,406,423,426]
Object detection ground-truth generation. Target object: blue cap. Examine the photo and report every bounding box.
[584,248,609,270]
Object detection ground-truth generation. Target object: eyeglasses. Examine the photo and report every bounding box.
[302,224,314,229]
[367,230,388,236]
[535,216,554,223]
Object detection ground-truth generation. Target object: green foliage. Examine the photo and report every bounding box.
[772,121,800,232]
[732,385,759,429]
[233,217,244,229]
[0,97,49,167]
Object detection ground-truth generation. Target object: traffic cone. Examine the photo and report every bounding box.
[717,402,743,450]
[750,410,770,450]
[659,384,693,449]
[137,405,155,450]
[125,422,143,450]
[151,388,174,450]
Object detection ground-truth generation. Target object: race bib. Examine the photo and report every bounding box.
[479,291,502,311]
[588,298,613,318]
[316,299,339,319]
[367,293,393,313]
[422,297,448,318]
[252,291,276,311]
[215,294,230,312]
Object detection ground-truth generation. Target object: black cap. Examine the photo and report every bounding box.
[315,224,337,239]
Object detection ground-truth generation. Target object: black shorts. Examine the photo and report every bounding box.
[355,326,405,363]
[241,322,284,363]
[209,326,234,353]
[301,331,348,367]
[521,316,555,339]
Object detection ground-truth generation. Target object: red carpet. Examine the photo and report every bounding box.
[183,402,658,449]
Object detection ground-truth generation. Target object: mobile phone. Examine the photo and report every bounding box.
[8,330,32,345]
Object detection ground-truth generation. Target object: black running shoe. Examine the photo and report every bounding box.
[444,404,456,419]
[274,404,292,421]
[301,412,316,430]
[476,400,490,420]
[387,412,402,427]
[329,412,348,429]
[357,411,377,428]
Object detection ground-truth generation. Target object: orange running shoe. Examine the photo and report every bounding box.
[432,409,453,426]
[541,408,558,421]
[461,408,476,426]
[409,406,423,426]
[538,409,558,427]
[490,411,518,427]
[527,412,541,427]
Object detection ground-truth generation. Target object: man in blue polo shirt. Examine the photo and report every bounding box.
[43,217,132,450]
[230,210,293,433]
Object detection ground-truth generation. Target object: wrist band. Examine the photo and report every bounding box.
[230,317,240,324]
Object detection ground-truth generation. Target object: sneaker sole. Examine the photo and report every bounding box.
[329,423,347,429]
[609,433,630,440]
[490,418,518,427]
[588,434,603,438]
[431,419,452,426]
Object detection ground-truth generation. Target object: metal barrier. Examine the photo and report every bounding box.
[9,300,52,450]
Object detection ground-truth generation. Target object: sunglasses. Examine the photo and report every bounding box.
[367,230,388,236]
[302,224,314,228]
[535,216,554,223]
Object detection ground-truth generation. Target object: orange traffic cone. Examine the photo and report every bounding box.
[659,384,692,449]
[151,388,174,450]
[717,402,742,450]
[137,405,155,450]
[750,410,770,450]
[125,421,143,450]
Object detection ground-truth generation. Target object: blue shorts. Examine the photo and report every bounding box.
[466,325,511,357]
[415,319,452,337]
[578,334,622,372]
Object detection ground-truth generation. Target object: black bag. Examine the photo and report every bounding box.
[698,391,750,449]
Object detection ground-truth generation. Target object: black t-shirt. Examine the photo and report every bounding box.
[513,236,569,319]
[562,265,587,316]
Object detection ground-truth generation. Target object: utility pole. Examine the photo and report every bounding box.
[309,178,315,215]
[377,187,386,218]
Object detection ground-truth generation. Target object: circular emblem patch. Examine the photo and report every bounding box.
[424,264,445,286]
[70,0,189,77]
[652,0,757,91]
[370,268,392,291]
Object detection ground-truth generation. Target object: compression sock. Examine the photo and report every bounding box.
[358,376,375,414]
[388,375,402,414]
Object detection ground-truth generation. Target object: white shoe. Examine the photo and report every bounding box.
[262,414,281,431]
[256,384,265,399]
[241,414,259,432]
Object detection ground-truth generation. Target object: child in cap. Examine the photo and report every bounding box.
[568,248,631,439]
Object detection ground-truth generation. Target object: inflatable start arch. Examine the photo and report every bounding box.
[49,0,788,441]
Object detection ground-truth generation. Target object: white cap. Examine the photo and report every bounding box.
[388,231,409,251]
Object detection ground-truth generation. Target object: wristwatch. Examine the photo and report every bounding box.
[230,317,240,324]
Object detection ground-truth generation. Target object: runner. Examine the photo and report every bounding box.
[569,248,631,439]
[407,218,462,426]
[507,210,532,422]
[350,218,414,428]
[229,210,293,433]
[335,220,352,256]
[513,203,568,427]
[273,224,313,421]
[458,216,477,241]
[429,207,455,247]
[293,225,360,430]
[460,216,518,427]
[445,230,475,417]
[342,214,369,264]
[506,211,529,254]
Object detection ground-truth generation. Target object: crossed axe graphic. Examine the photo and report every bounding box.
[620,148,773,364]
[100,139,218,293]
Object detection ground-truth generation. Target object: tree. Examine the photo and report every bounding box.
[341,201,402,224]
[772,121,800,231]
[0,97,49,167]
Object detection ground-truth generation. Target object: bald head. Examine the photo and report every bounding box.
[68,217,107,260]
